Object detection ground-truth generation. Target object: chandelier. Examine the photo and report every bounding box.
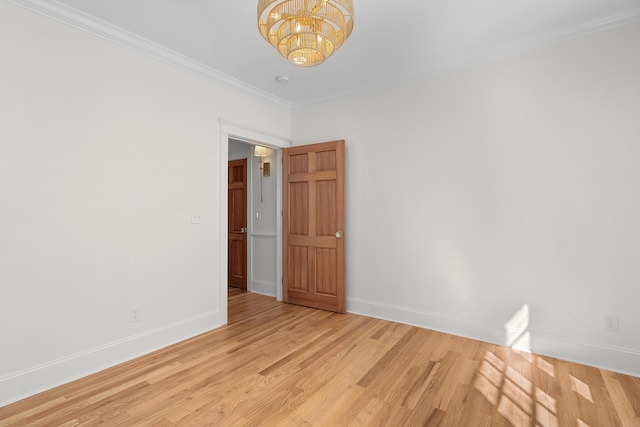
[257,0,354,67]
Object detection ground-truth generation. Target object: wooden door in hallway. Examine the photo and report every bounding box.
[228,159,247,289]
[283,140,345,313]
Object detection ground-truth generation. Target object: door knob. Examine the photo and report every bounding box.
[241,227,247,233]
[335,231,343,238]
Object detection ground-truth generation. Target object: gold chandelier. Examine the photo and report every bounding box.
[257,0,354,67]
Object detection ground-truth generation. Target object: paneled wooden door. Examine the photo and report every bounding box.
[283,140,345,313]
[228,159,247,289]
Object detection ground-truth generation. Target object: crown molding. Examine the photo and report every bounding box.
[7,0,640,111]
[292,7,640,110]
[6,0,292,110]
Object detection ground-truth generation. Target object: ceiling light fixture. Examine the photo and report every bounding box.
[257,0,354,67]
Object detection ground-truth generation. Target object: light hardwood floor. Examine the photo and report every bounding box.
[1,288,639,426]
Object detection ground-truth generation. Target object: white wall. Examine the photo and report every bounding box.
[292,22,640,376]
[251,147,279,297]
[0,1,290,405]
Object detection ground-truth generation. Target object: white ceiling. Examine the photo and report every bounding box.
[18,0,640,108]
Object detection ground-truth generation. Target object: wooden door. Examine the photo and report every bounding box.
[283,140,345,313]
[228,159,247,289]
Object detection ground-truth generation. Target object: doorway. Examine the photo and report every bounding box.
[220,120,291,324]
[227,137,281,300]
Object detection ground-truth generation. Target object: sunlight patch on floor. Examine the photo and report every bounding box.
[474,351,560,426]
[535,388,558,427]
[536,357,555,377]
[570,375,593,403]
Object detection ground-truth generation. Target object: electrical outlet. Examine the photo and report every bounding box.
[130,306,141,323]
[605,314,619,332]
[191,211,203,224]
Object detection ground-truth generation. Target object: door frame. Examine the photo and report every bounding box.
[219,119,292,322]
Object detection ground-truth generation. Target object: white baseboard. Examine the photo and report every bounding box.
[251,279,277,297]
[4,298,637,407]
[0,310,222,406]
[346,297,640,378]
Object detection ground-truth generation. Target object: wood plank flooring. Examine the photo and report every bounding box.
[1,288,639,426]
